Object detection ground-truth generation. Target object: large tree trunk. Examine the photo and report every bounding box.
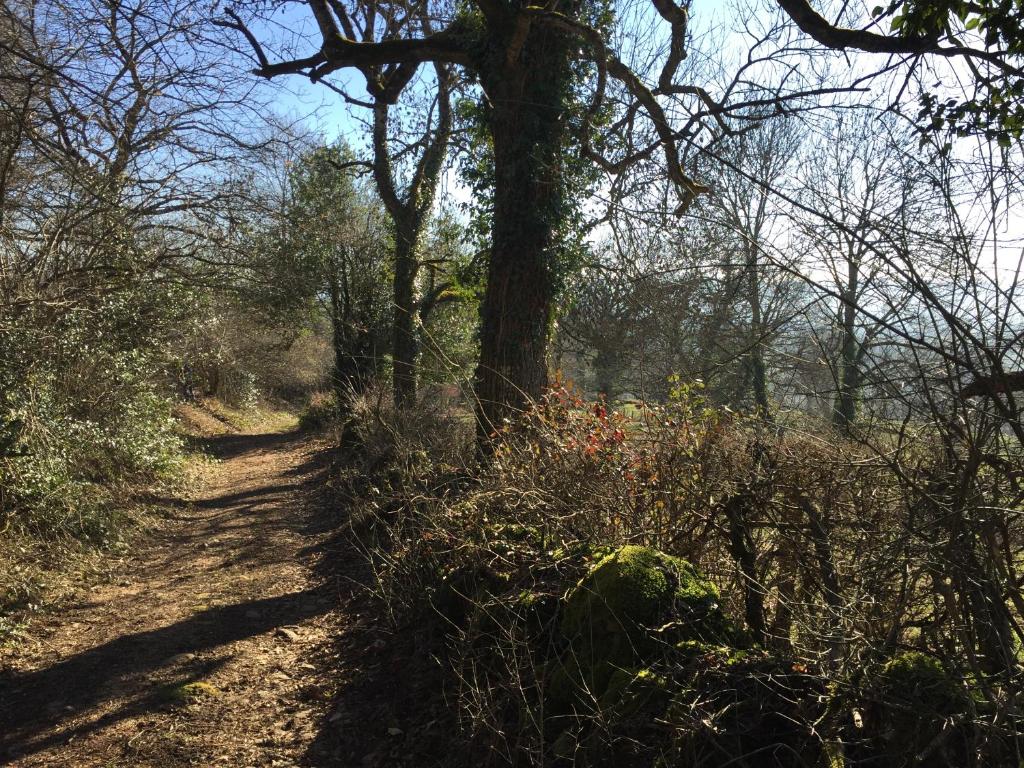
[475,185,553,439]
[474,31,574,444]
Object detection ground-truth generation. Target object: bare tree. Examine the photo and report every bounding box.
[1,0,272,325]
[222,0,898,443]
[702,112,806,415]
[792,113,936,434]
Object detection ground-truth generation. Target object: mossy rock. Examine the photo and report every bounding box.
[847,652,969,767]
[554,545,732,705]
[431,564,510,631]
[665,649,826,767]
[562,546,729,643]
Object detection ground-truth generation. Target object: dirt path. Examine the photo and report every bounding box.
[0,421,348,767]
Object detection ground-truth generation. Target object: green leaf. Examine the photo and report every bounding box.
[965,17,980,31]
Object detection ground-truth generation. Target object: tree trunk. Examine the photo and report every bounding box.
[369,75,450,412]
[749,349,770,414]
[833,326,859,434]
[725,494,767,643]
[594,346,620,401]
[745,242,771,415]
[474,32,574,444]
[475,194,553,439]
[328,272,354,409]
[801,497,845,664]
[392,227,418,409]
[833,266,860,434]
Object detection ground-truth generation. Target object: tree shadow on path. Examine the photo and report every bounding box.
[186,429,301,461]
[0,425,336,765]
[0,587,331,762]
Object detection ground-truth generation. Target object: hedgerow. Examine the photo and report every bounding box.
[340,383,1022,766]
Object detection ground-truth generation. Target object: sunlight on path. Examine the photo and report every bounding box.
[0,422,341,768]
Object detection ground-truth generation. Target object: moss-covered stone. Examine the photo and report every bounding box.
[665,649,825,767]
[551,545,733,709]
[562,546,728,643]
[849,652,969,767]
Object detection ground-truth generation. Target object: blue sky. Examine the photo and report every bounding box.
[257,0,736,146]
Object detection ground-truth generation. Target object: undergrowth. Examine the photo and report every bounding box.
[333,382,1024,767]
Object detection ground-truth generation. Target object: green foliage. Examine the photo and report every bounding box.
[1,293,183,544]
[248,142,390,314]
[298,391,341,431]
[338,382,1018,765]
[562,545,728,647]
[554,545,732,708]
[248,142,391,399]
[871,1,1024,144]
[874,651,964,715]
[455,0,610,300]
[417,209,482,387]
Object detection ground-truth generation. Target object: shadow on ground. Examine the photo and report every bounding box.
[0,587,331,762]
[296,446,457,768]
[0,426,338,765]
[186,429,303,461]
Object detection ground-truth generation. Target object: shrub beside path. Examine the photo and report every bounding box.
[0,412,350,767]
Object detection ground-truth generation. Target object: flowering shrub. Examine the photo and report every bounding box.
[484,380,755,572]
